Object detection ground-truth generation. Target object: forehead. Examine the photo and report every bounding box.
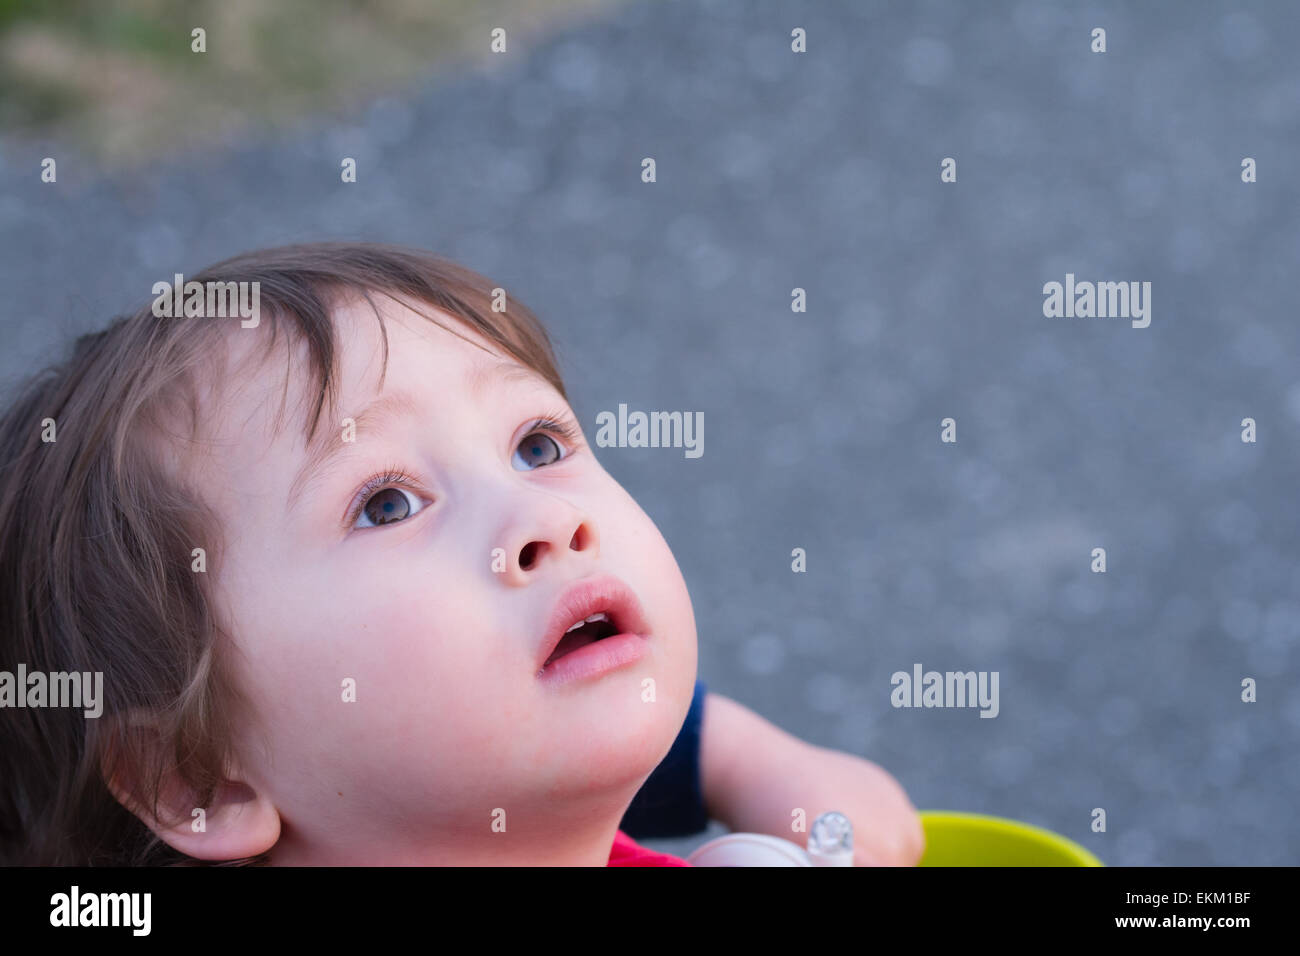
[193,295,549,466]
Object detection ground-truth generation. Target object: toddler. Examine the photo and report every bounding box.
[0,242,922,866]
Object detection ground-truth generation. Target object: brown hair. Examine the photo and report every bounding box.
[0,242,569,865]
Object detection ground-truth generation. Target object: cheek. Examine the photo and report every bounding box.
[228,560,521,783]
[604,486,698,650]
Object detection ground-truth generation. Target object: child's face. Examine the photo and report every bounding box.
[196,295,697,862]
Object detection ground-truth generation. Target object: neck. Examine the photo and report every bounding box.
[268,789,638,866]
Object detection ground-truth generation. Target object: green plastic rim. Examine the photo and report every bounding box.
[917,810,1104,867]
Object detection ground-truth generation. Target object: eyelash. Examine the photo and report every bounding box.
[344,412,583,528]
[531,411,583,449]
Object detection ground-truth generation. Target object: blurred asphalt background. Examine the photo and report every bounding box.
[2,0,1298,865]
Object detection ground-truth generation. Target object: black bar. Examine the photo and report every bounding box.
[0,864,1283,942]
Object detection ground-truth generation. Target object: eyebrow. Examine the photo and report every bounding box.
[286,360,552,513]
[465,359,550,402]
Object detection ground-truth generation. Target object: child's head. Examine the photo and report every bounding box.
[0,242,698,865]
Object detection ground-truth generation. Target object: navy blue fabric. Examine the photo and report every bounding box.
[619,679,710,838]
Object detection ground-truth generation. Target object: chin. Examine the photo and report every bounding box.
[550,673,689,792]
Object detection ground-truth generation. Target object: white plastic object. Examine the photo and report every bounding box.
[685,832,814,866]
[685,810,854,867]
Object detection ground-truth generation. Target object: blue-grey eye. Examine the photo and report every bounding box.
[512,431,562,470]
[359,486,417,527]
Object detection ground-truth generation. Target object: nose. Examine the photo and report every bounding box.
[496,494,600,586]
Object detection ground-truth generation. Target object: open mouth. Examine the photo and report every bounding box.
[543,612,621,668]
[535,575,652,680]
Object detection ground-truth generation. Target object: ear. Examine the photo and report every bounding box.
[102,717,281,862]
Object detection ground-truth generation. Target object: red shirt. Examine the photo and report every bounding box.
[607,829,692,866]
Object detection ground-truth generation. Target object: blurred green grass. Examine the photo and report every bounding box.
[0,0,616,166]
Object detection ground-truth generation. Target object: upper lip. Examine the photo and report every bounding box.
[536,574,650,673]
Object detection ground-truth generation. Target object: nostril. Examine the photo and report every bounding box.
[519,541,540,569]
[569,524,591,551]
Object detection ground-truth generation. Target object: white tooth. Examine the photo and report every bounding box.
[564,612,609,635]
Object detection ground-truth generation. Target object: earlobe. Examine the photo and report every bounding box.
[146,777,282,861]
[102,726,281,862]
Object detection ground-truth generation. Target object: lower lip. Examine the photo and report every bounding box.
[538,632,649,685]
